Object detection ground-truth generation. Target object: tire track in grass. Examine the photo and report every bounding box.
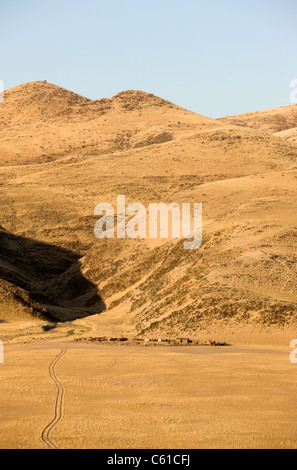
[41,349,66,449]
[41,348,118,448]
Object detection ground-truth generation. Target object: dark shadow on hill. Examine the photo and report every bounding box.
[0,228,106,322]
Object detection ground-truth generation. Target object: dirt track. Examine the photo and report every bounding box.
[41,349,66,449]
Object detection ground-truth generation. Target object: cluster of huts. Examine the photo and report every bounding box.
[74,336,225,346]
[74,336,128,343]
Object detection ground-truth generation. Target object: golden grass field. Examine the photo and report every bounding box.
[1,341,297,449]
[1,81,297,448]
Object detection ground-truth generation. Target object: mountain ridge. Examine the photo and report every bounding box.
[1,82,297,342]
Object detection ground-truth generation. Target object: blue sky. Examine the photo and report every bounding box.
[1,0,297,118]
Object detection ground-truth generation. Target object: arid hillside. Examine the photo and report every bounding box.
[1,81,297,341]
[0,81,216,166]
[217,103,297,143]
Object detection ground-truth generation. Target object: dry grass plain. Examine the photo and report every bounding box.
[1,341,297,449]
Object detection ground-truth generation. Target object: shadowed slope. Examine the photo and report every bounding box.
[0,228,105,322]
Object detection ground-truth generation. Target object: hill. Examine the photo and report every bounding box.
[217,103,297,143]
[0,81,216,166]
[1,82,297,343]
